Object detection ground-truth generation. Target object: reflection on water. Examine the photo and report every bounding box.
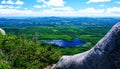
[40,38,86,47]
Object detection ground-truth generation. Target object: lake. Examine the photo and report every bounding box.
[40,38,86,47]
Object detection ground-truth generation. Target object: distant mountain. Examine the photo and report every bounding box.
[0,17,120,27]
[52,22,120,69]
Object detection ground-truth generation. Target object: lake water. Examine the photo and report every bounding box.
[40,38,86,47]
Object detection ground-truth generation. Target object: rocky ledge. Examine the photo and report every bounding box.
[52,22,120,69]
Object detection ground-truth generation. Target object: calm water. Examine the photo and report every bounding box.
[40,38,86,47]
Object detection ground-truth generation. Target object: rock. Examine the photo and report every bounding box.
[52,22,120,69]
[0,28,6,35]
[44,64,55,69]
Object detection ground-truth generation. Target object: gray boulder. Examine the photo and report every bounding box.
[52,22,120,69]
[0,28,6,35]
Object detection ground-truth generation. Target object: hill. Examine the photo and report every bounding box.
[0,17,120,27]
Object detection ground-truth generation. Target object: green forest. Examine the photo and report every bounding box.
[0,25,111,69]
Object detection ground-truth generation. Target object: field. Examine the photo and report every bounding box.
[4,26,111,45]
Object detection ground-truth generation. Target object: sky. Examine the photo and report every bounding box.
[0,0,120,17]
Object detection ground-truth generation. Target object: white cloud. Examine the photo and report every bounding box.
[37,0,65,6]
[42,5,47,7]
[34,5,47,8]
[0,7,120,17]
[47,0,65,6]
[6,0,14,4]
[52,7,74,11]
[0,5,5,8]
[24,8,28,10]
[78,8,105,14]
[115,2,120,4]
[0,9,34,16]
[15,6,21,9]
[0,5,20,9]
[77,8,120,17]
[15,0,24,5]
[34,5,42,8]
[37,0,45,2]
[1,0,24,5]
[100,4,105,7]
[0,8,74,16]
[86,0,111,4]
[106,7,120,13]
[1,0,6,4]
[43,7,74,13]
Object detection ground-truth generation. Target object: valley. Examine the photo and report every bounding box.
[0,17,118,69]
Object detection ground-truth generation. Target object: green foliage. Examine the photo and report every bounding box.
[5,26,110,46]
[59,45,93,55]
[0,35,62,69]
[0,26,111,68]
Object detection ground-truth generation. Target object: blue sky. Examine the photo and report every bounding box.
[0,0,120,17]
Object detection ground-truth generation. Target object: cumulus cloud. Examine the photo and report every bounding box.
[43,7,74,13]
[52,7,74,11]
[6,0,14,4]
[115,2,120,4]
[0,9,34,16]
[100,4,105,7]
[1,0,6,4]
[106,7,120,13]
[86,0,111,4]
[0,7,120,17]
[37,0,65,6]
[78,8,105,14]
[34,5,42,8]
[0,8,74,16]
[1,0,24,5]
[34,5,46,8]
[77,8,120,17]
[15,0,24,5]
[47,0,65,6]
[0,5,20,9]
[37,0,45,2]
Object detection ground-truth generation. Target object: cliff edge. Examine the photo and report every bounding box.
[52,22,120,69]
